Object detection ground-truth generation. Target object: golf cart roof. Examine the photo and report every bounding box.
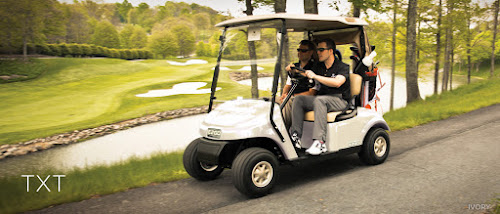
[215,13,368,31]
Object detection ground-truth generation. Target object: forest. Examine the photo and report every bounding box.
[0,0,499,104]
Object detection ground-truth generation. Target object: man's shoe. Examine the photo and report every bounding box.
[291,132,302,149]
[306,140,327,155]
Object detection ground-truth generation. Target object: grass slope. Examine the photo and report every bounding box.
[0,58,271,145]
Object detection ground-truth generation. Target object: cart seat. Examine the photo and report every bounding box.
[304,111,341,122]
[304,73,362,123]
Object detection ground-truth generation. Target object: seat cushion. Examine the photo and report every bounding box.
[304,111,341,122]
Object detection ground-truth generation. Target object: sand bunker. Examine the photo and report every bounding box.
[166,59,208,66]
[238,66,264,71]
[136,82,220,98]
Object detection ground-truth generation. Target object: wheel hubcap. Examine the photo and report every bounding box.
[252,161,273,188]
[200,162,218,172]
[374,136,387,157]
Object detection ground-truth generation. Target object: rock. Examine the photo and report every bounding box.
[6,147,18,153]
[12,149,28,156]
[27,146,38,152]
[0,76,10,80]
[4,105,211,158]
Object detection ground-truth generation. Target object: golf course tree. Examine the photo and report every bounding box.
[119,24,135,49]
[239,0,259,98]
[171,25,196,57]
[115,0,133,23]
[91,20,120,49]
[129,26,148,49]
[120,24,147,49]
[148,30,179,59]
[304,0,318,14]
[406,0,422,103]
[64,3,93,44]
[490,0,499,77]
[0,0,65,58]
[126,3,156,33]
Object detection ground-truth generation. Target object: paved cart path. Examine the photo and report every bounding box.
[33,104,500,214]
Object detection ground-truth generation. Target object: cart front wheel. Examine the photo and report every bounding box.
[183,140,223,181]
[232,147,279,198]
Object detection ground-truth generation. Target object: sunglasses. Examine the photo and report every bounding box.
[296,49,311,53]
[317,48,331,52]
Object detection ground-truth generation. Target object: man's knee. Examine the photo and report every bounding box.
[313,96,329,106]
[292,95,306,107]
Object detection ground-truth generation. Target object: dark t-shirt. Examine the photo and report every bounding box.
[312,59,350,98]
[289,60,315,94]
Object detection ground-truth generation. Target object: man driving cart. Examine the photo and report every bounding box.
[287,38,350,155]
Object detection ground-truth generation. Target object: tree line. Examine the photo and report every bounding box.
[363,0,499,107]
[0,0,229,59]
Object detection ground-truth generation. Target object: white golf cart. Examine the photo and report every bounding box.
[183,13,390,197]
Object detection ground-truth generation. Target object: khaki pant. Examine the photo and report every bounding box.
[281,96,295,130]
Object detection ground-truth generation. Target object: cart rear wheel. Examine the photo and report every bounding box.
[183,140,223,181]
[232,148,279,198]
[359,128,390,165]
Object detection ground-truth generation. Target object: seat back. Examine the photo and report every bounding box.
[350,73,362,98]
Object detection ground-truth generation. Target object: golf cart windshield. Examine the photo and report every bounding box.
[207,19,283,107]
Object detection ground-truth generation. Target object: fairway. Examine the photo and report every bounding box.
[0,58,272,145]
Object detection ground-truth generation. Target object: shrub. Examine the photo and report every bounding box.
[69,44,82,57]
[137,50,145,59]
[96,46,105,57]
[145,50,153,59]
[119,50,127,59]
[104,47,113,57]
[130,49,139,59]
[47,44,61,56]
[90,45,99,57]
[58,44,71,57]
[36,44,52,55]
[80,44,92,57]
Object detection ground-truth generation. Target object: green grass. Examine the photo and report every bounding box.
[0,151,188,214]
[0,59,47,83]
[453,61,500,79]
[384,77,500,131]
[0,58,273,145]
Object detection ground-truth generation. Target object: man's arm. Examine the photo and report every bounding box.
[280,84,292,102]
[305,70,346,88]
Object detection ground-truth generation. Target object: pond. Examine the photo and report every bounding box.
[0,114,206,177]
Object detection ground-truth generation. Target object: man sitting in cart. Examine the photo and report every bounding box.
[279,40,319,130]
[288,38,350,155]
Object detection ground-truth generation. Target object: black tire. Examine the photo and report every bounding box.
[232,147,279,198]
[359,128,390,165]
[183,140,224,181]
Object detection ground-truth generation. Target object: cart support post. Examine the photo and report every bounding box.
[208,27,228,113]
[270,20,287,142]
